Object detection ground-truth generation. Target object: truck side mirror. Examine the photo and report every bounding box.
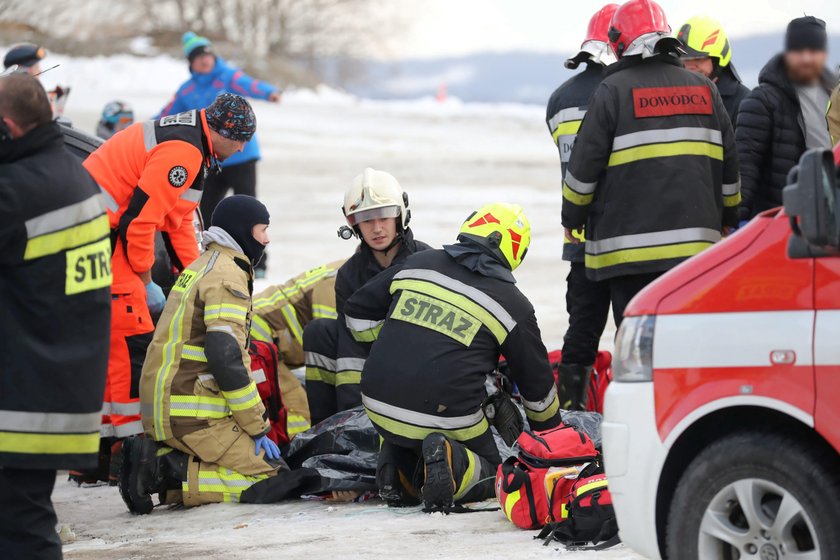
[783,149,840,257]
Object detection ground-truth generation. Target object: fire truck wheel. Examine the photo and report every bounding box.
[665,431,840,560]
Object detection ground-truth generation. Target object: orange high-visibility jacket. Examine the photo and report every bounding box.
[84,109,215,286]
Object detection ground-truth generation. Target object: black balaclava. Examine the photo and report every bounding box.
[211,195,270,266]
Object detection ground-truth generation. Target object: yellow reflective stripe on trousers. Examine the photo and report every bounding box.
[287,414,311,435]
[280,304,304,345]
[0,431,99,455]
[169,395,230,418]
[204,304,249,323]
[389,279,509,344]
[221,382,261,411]
[313,304,338,319]
[24,214,110,261]
[524,394,560,423]
[586,241,714,270]
[723,192,742,207]
[305,367,336,385]
[193,466,270,502]
[453,448,480,501]
[336,371,362,386]
[181,344,207,362]
[608,141,723,167]
[250,314,273,343]
[364,408,489,443]
[153,257,213,440]
[503,489,522,520]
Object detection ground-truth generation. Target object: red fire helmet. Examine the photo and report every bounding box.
[608,0,671,58]
[584,4,621,44]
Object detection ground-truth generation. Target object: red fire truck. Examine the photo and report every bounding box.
[603,145,840,560]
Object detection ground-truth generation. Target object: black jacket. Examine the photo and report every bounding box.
[736,54,834,219]
[716,67,750,128]
[345,248,561,456]
[0,123,111,470]
[562,55,740,282]
[546,62,605,262]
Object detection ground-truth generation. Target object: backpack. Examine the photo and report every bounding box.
[495,424,598,529]
[547,350,613,414]
[537,472,619,549]
[249,340,290,446]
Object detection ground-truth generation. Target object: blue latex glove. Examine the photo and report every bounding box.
[254,435,281,461]
[145,281,166,315]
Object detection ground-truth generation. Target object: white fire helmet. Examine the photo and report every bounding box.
[343,168,410,230]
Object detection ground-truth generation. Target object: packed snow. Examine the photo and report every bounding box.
[41,52,635,559]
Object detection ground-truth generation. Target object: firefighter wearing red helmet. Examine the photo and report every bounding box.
[546,4,618,411]
[561,0,740,325]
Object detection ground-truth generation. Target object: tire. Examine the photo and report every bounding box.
[665,431,840,560]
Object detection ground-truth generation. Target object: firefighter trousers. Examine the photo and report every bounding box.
[607,272,664,327]
[277,361,311,436]
[561,261,611,366]
[164,417,280,506]
[303,318,367,426]
[0,468,61,560]
[378,432,498,505]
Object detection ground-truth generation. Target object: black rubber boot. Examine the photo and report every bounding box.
[421,433,455,513]
[557,363,592,411]
[376,441,421,507]
[118,436,163,515]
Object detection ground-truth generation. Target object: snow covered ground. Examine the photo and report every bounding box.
[44,53,636,559]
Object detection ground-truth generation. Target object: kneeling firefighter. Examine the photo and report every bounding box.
[303,168,430,426]
[344,203,562,512]
[120,196,285,513]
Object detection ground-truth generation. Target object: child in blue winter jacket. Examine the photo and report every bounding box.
[156,32,281,275]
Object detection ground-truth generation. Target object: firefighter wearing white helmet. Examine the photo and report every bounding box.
[304,168,431,425]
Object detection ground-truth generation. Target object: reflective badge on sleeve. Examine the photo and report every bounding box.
[390,290,481,346]
[65,238,112,295]
[633,86,713,118]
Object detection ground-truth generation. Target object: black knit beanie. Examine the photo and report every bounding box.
[211,195,270,266]
[786,16,827,51]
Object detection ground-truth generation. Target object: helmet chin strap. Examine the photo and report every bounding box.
[366,229,404,254]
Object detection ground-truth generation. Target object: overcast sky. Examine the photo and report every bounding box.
[389,0,840,59]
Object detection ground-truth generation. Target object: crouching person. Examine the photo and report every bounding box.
[119,195,285,513]
[345,203,561,512]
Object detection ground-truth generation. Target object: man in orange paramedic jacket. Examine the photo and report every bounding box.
[83,93,257,481]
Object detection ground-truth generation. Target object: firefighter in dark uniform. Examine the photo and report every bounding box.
[562,0,740,325]
[0,73,111,559]
[345,203,561,512]
[546,4,617,411]
[303,168,430,425]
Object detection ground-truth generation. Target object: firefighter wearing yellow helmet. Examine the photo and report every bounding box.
[677,15,750,126]
[302,168,430,426]
[343,202,561,512]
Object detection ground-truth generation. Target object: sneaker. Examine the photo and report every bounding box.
[421,433,456,513]
[118,436,160,515]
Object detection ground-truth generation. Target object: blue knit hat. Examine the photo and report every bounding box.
[182,31,212,61]
[205,93,257,142]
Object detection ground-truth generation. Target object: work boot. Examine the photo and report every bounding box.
[421,433,456,513]
[376,441,421,507]
[69,438,113,485]
[108,439,123,486]
[118,436,190,515]
[557,364,592,411]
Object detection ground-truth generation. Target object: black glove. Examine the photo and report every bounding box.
[483,391,524,447]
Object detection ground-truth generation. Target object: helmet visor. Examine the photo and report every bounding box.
[346,205,400,226]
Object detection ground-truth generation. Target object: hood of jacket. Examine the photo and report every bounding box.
[189,56,231,87]
[0,121,63,164]
[758,53,836,102]
[443,239,516,283]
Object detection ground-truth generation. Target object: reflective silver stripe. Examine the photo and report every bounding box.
[25,194,106,238]
[170,401,230,414]
[587,227,721,255]
[251,368,267,384]
[208,325,235,335]
[142,120,157,151]
[114,420,144,437]
[393,269,516,332]
[557,134,577,163]
[305,352,337,372]
[345,316,383,333]
[198,374,216,383]
[110,402,141,416]
[100,402,112,416]
[521,385,558,413]
[100,423,116,437]
[564,170,597,195]
[722,180,741,196]
[548,107,586,132]
[612,127,722,152]
[337,357,366,372]
[98,185,119,213]
[182,345,207,361]
[362,394,485,430]
[180,188,203,203]
[225,387,260,406]
[198,476,254,487]
[0,409,101,434]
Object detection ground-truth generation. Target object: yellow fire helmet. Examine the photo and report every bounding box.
[458,202,531,271]
[676,15,732,67]
[343,168,410,230]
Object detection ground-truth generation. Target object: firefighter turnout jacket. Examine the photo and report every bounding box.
[0,122,111,469]
[546,62,605,263]
[140,241,269,443]
[345,248,561,459]
[562,55,740,282]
